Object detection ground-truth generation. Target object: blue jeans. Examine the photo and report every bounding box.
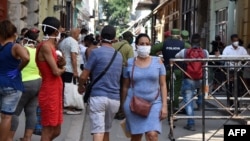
[0,87,22,115]
[181,79,202,126]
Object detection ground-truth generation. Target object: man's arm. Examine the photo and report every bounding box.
[150,42,163,56]
[71,52,78,77]
[175,49,185,58]
[71,40,80,77]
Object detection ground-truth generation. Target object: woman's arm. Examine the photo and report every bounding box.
[42,44,65,76]
[159,75,168,120]
[122,78,130,106]
[13,43,30,71]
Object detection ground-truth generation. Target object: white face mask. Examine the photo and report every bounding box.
[39,24,61,43]
[137,45,151,58]
[232,41,239,47]
[22,38,37,46]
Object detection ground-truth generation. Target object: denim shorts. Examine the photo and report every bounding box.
[0,87,22,115]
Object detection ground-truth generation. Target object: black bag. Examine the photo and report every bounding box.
[84,50,118,103]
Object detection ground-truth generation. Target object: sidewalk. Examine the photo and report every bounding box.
[14,104,86,141]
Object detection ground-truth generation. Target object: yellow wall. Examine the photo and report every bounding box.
[38,0,61,39]
[237,0,250,46]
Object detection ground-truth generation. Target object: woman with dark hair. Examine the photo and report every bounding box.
[8,27,42,141]
[122,33,167,141]
[36,17,66,141]
[0,20,30,141]
[84,34,98,60]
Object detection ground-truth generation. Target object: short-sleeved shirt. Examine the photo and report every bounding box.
[79,43,87,65]
[222,45,248,67]
[123,56,166,101]
[113,40,134,66]
[85,46,123,100]
[59,37,81,73]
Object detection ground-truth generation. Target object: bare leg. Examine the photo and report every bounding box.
[22,129,35,141]
[131,134,143,141]
[0,114,12,141]
[103,132,109,141]
[93,133,104,141]
[51,125,61,140]
[145,131,158,141]
[40,126,61,141]
[7,131,15,141]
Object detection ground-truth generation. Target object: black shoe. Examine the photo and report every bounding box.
[195,105,201,111]
[183,125,196,131]
[114,113,125,120]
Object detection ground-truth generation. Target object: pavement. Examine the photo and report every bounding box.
[14,90,250,141]
[82,103,240,141]
[14,104,87,141]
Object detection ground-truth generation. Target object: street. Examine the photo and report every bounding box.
[81,104,240,141]
[13,98,248,141]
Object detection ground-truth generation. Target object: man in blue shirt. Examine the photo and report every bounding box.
[78,25,123,141]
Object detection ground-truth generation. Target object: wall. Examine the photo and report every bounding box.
[236,0,250,47]
[209,0,236,46]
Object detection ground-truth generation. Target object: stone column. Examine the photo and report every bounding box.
[8,0,28,33]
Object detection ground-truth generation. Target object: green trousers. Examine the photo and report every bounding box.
[166,70,183,108]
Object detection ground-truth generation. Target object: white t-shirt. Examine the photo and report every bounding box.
[59,37,81,73]
[79,43,87,65]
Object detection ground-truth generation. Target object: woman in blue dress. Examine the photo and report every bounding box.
[122,33,168,141]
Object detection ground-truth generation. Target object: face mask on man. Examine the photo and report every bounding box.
[232,41,239,47]
[137,46,151,58]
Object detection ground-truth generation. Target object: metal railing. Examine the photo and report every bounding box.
[168,55,250,141]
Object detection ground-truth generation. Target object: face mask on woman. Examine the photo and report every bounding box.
[39,24,61,43]
[137,45,151,58]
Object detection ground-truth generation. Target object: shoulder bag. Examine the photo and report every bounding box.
[84,50,118,103]
[129,58,159,117]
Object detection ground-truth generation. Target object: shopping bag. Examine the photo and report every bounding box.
[33,106,42,135]
[64,78,84,109]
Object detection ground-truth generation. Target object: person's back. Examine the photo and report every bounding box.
[86,46,122,99]
[113,40,133,66]
[175,33,209,131]
[59,36,81,73]
[162,29,185,69]
[78,25,123,141]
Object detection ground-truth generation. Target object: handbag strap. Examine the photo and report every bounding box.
[131,57,160,100]
[89,50,118,88]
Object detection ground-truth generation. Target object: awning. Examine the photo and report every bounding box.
[120,12,153,36]
[153,0,169,14]
[76,4,90,20]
